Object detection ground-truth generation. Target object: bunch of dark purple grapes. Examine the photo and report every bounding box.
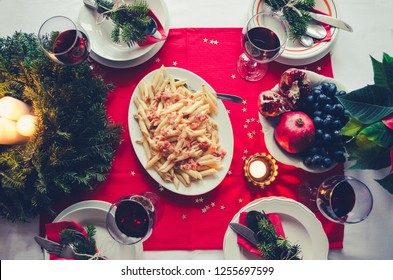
[299,82,350,169]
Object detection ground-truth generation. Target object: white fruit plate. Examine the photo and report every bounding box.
[259,70,349,173]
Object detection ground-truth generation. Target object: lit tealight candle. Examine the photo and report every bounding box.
[244,153,278,189]
[249,159,268,180]
[16,114,37,137]
[0,117,29,145]
[0,96,31,121]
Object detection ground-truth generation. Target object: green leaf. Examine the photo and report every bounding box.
[383,53,393,92]
[338,85,393,124]
[340,117,365,137]
[371,55,388,88]
[345,140,391,170]
[359,121,393,148]
[376,172,393,194]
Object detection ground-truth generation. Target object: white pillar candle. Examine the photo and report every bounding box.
[16,114,37,137]
[0,117,29,145]
[0,96,31,121]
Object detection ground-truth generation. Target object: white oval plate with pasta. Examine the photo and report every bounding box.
[128,66,234,196]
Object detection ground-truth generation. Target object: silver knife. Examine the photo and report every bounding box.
[34,236,61,252]
[309,12,353,32]
[229,223,259,247]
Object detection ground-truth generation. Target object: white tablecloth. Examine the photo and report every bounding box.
[1,0,393,260]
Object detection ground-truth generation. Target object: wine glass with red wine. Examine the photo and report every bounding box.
[38,16,91,66]
[315,175,373,224]
[237,12,289,82]
[106,192,164,245]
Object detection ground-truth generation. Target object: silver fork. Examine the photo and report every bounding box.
[46,243,78,259]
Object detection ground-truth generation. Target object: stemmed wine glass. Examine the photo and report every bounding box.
[299,175,373,224]
[237,12,289,82]
[38,16,91,66]
[106,192,164,245]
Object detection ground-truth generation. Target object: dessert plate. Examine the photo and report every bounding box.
[249,0,340,65]
[223,196,329,260]
[128,67,234,196]
[44,200,143,260]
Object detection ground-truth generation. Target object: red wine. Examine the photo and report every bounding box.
[331,181,356,218]
[243,27,280,60]
[53,29,90,65]
[115,200,150,238]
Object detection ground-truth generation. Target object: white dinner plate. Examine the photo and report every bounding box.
[249,0,340,65]
[78,0,169,65]
[259,70,348,173]
[223,196,329,260]
[44,200,143,260]
[128,67,234,196]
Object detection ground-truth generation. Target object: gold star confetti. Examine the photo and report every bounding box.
[227,170,232,175]
[238,198,243,203]
[210,202,216,207]
[246,119,251,123]
[242,107,247,113]
[227,109,231,114]
[202,208,207,214]
[231,74,236,79]
[243,124,248,129]
[203,38,208,43]
[130,171,136,176]
[244,149,249,154]
[159,185,164,191]
[220,205,225,210]
[205,205,210,210]
[247,132,254,139]
[242,156,247,161]
[250,117,255,122]
[210,40,215,44]
[317,66,322,71]
[173,61,178,66]
[182,214,187,220]
[252,130,256,135]
[242,100,247,105]
[155,57,161,63]
[214,40,219,45]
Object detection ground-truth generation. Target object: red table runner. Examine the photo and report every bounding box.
[41,28,344,251]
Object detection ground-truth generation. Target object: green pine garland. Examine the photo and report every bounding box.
[0,32,122,222]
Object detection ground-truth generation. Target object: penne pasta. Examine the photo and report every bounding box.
[132,65,226,188]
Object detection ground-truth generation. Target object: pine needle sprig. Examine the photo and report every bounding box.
[60,226,104,260]
[265,0,315,40]
[96,0,152,46]
[255,211,302,260]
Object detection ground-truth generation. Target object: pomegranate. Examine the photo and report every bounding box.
[258,69,311,117]
[279,68,311,108]
[258,90,292,117]
[274,111,315,154]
